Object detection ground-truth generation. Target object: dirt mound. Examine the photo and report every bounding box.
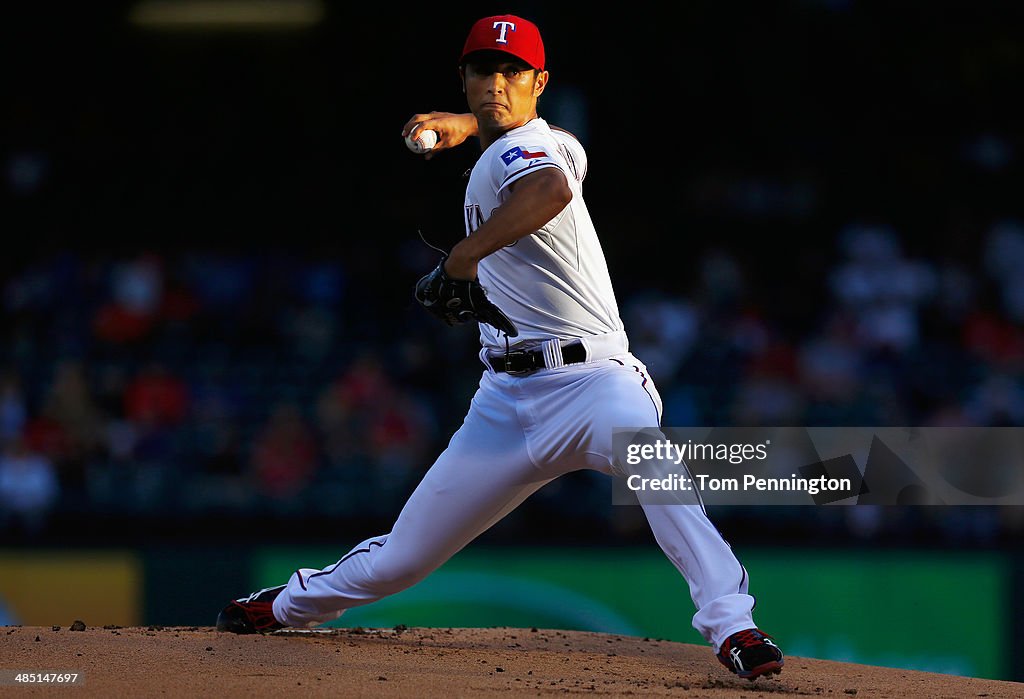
[1,625,1019,697]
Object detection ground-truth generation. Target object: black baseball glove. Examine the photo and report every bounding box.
[414,257,519,337]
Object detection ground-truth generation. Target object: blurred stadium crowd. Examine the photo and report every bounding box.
[3,2,1023,547]
[2,218,1024,544]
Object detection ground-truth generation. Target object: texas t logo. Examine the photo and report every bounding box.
[492,20,516,43]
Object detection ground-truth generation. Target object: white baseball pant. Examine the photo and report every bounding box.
[273,349,757,651]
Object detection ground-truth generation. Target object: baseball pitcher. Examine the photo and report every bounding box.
[217,14,784,681]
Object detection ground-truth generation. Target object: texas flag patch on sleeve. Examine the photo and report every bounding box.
[500,146,548,165]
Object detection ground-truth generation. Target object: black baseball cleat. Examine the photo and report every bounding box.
[716,628,784,680]
[216,585,287,634]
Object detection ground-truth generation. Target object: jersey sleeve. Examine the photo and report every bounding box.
[553,130,588,184]
[494,139,564,198]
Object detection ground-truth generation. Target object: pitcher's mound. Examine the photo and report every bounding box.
[2,625,1020,697]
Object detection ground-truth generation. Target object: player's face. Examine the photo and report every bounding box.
[462,56,548,132]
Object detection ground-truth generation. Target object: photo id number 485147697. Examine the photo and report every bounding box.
[2,671,83,685]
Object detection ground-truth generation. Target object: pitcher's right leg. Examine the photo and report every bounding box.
[271,380,551,628]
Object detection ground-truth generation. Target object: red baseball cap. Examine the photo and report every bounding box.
[460,14,545,71]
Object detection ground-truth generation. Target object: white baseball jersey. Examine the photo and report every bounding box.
[463,118,624,351]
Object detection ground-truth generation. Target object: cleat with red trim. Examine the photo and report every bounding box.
[215,585,287,634]
[716,628,784,680]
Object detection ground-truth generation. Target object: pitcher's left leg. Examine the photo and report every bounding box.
[564,355,780,677]
[639,500,755,649]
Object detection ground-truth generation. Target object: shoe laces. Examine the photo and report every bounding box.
[730,629,769,649]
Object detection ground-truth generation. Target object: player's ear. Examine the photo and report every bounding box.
[533,70,549,97]
[458,66,466,93]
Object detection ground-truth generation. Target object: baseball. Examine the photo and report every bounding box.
[405,128,438,154]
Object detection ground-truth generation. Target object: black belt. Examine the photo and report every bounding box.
[489,340,587,374]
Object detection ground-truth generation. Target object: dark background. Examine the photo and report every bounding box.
[1,1,1023,551]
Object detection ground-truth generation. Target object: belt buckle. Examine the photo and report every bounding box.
[503,349,537,376]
